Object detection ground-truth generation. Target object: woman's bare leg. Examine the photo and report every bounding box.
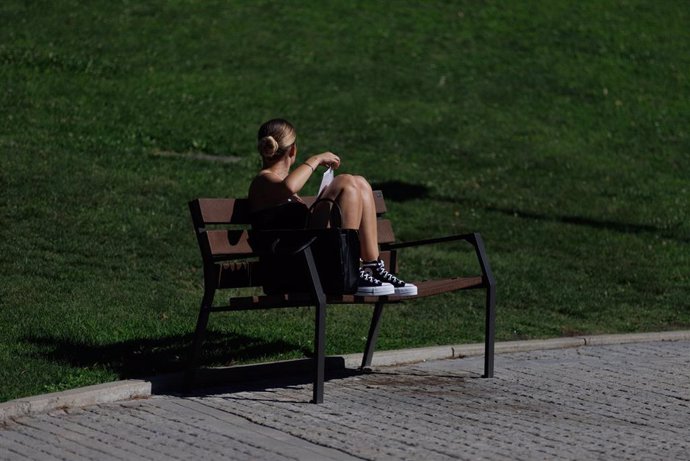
[316,174,379,261]
[313,174,416,295]
[352,175,379,261]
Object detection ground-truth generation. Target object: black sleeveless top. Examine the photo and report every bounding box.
[249,200,309,230]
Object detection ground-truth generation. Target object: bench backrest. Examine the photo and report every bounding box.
[189,190,396,290]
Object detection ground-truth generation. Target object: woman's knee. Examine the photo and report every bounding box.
[332,174,371,191]
[327,174,357,192]
[320,174,355,201]
[336,174,357,185]
[353,175,373,192]
[323,174,372,204]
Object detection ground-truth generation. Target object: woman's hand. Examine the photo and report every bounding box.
[309,152,340,169]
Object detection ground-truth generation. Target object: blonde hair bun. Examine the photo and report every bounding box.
[256,119,296,163]
[258,136,279,158]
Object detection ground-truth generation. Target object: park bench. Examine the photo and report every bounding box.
[188,191,496,403]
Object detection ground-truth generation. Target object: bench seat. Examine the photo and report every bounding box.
[222,276,485,311]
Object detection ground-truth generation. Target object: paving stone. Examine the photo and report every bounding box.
[2,340,689,460]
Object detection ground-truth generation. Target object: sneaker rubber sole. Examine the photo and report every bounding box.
[394,285,418,296]
[355,283,395,296]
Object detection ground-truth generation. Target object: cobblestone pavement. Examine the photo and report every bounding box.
[2,340,689,460]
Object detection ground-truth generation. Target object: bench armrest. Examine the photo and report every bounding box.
[381,233,477,250]
[382,232,495,287]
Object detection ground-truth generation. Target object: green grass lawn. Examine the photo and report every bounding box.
[1,0,689,402]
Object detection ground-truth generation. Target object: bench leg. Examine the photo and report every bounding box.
[472,233,496,379]
[361,301,385,369]
[302,246,327,404]
[313,298,326,404]
[483,283,496,378]
[186,295,213,389]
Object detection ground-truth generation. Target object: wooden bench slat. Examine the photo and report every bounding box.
[205,223,394,256]
[224,277,485,310]
[331,277,485,302]
[197,198,251,225]
[206,229,253,258]
[195,191,387,227]
[377,219,396,244]
[409,276,485,296]
[372,190,387,214]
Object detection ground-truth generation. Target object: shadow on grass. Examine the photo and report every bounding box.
[23,333,365,400]
[481,203,689,243]
[370,180,431,202]
[370,179,684,241]
[427,191,688,243]
[22,331,313,379]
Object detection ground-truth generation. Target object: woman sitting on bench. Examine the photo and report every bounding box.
[248,118,417,297]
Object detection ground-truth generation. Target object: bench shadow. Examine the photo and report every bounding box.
[397,188,688,243]
[22,332,314,379]
[23,333,366,398]
[369,179,684,243]
[486,205,687,243]
[184,357,362,401]
[370,180,431,202]
[459,199,688,243]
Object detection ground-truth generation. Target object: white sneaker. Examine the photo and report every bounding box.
[362,260,418,296]
[355,268,395,296]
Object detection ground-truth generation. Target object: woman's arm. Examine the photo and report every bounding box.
[282,152,340,195]
[249,152,341,211]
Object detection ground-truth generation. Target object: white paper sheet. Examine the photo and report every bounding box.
[318,167,334,196]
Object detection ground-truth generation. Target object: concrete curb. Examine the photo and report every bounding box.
[342,330,690,368]
[0,380,151,423]
[3,330,690,423]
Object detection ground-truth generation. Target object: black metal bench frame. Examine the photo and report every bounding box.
[188,191,495,403]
